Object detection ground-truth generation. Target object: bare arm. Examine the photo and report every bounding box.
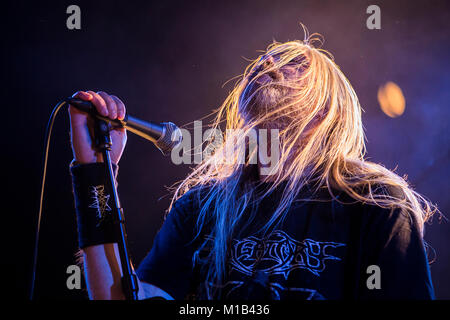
[82,243,174,300]
[82,244,123,299]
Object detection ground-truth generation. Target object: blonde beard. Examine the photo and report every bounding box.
[244,82,294,127]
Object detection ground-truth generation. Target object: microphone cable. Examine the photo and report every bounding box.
[29,100,67,300]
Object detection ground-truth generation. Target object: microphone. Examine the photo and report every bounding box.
[66,97,182,155]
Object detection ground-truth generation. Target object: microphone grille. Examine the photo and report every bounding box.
[155,122,182,155]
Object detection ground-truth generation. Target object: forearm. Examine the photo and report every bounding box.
[83,243,125,300]
[82,243,153,300]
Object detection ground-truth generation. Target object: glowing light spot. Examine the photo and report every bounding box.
[377,81,405,118]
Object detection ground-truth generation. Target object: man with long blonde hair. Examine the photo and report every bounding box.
[69,34,437,300]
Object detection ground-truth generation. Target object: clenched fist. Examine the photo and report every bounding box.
[68,91,127,164]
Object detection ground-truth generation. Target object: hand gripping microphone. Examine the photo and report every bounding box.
[66,97,182,155]
[30,97,183,301]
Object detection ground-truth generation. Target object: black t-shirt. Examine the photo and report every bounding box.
[136,185,435,300]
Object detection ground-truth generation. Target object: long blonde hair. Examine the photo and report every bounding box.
[169,32,438,289]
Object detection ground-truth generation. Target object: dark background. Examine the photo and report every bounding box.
[2,0,449,300]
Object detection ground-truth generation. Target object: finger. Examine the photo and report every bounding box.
[68,91,94,116]
[72,91,93,101]
[111,95,126,120]
[87,91,109,117]
[97,91,118,120]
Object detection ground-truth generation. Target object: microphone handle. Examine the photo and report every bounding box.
[124,115,164,143]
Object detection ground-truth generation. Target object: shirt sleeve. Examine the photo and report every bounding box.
[136,191,199,300]
[362,208,435,299]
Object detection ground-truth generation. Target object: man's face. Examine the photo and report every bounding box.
[239,52,325,145]
[239,54,304,127]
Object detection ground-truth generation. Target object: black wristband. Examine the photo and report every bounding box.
[70,162,121,249]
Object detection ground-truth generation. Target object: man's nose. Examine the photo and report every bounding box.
[263,55,275,68]
[262,56,283,81]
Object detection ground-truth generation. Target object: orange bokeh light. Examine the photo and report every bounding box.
[377,81,406,118]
